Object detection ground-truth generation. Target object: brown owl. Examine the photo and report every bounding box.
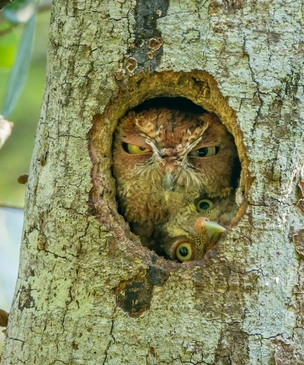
[160,194,238,262]
[112,107,239,251]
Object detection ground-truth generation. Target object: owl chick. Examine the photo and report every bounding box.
[163,219,226,262]
[112,107,239,246]
[160,194,238,262]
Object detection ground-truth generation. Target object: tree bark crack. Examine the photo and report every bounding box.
[102,307,116,365]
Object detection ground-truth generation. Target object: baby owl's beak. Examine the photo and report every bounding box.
[194,218,226,243]
[163,171,175,191]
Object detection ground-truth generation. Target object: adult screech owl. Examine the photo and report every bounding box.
[112,107,239,251]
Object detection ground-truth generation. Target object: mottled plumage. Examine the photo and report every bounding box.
[112,107,239,258]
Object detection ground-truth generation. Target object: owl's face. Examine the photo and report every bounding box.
[159,193,237,262]
[163,219,227,262]
[113,108,238,199]
[162,193,237,237]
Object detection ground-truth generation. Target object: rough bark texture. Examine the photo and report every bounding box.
[2,0,304,364]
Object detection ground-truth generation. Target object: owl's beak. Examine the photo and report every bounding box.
[163,172,176,202]
[204,221,226,242]
[194,218,226,243]
[163,172,175,192]
[164,191,170,202]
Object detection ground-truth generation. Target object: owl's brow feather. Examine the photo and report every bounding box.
[139,122,209,160]
[142,138,162,160]
[181,123,209,156]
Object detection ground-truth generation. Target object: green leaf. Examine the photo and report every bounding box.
[1,14,36,119]
[3,0,36,25]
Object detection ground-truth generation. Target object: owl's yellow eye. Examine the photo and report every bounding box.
[190,146,218,157]
[122,142,150,154]
[196,199,214,213]
[175,242,193,262]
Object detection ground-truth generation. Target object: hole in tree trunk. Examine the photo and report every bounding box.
[89,71,247,266]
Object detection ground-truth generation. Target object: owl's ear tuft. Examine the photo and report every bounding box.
[134,117,154,131]
[134,112,159,137]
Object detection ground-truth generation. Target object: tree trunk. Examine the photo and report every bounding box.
[2,0,304,364]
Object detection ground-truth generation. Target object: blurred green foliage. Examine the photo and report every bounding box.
[0,10,50,207]
[0,4,51,354]
[0,22,19,68]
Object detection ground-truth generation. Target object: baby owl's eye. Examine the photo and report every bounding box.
[189,146,218,157]
[196,199,214,213]
[122,143,150,154]
[175,242,193,262]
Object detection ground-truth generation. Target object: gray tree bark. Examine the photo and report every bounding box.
[2,0,304,364]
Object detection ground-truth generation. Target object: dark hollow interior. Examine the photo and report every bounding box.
[132,97,207,114]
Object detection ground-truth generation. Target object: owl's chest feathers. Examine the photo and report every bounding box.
[121,185,194,225]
